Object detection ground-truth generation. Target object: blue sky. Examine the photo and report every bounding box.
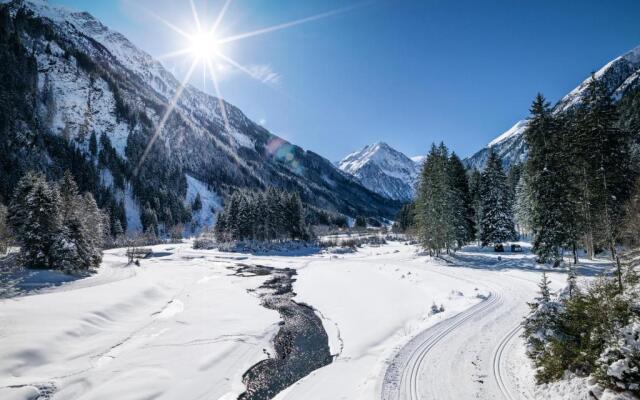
[53,0,640,161]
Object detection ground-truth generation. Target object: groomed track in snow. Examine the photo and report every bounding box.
[381,265,547,400]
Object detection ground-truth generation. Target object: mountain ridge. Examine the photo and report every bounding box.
[464,44,640,170]
[338,142,419,202]
[0,0,401,232]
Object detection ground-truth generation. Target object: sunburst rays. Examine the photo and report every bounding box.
[134,0,367,173]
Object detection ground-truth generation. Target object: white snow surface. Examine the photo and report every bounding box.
[0,245,280,400]
[0,241,620,400]
[488,119,530,147]
[185,174,222,231]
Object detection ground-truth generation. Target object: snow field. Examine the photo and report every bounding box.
[0,245,280,400]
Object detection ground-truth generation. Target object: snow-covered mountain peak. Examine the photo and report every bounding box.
[339,142,418,202]
[488,120,529,147]
[465,43,640,170]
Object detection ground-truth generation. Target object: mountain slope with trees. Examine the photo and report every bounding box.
[0,0,400,239]
[465,44,640,171]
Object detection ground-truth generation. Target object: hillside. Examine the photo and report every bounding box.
[464,45,640,170]
[0,0,401,234]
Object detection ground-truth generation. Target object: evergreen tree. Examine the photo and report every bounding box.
[214,188,311,243]
[514,169,534,236]
[394,203,416,233]
[574,76,634,272]
[447,153,475,245]
[10,173,64,268]
[415,143,457,254]
[479,151,516,246]
[523,94,577,263]
[89,131,98,157]
[285,192,306,240]
[141,202,159,236]
[354,215,367,230]
[468,169,483,242]
[59,170,79,220]
[0,204,11,254]
[192,192,202,212]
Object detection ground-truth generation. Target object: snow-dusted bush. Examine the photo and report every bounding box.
[193,237,216,250]
[523,261,640,393]
[217,240,318,255]
[597,319,640,394]
[326,246,356,254]
[430,302,445,315]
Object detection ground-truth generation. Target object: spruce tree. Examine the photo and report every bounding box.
[12,174,64,268]
[574,76,633,273]
[415,143,456,254]
[447,153,475,245]
[89,131,98,157]
[479,151,516,247]
[192,193,202,212]
[524,94,577,263]
[468,169,483,243]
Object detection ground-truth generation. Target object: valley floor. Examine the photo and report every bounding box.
[0,241,614,400]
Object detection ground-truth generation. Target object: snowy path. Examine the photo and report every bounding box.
[380,264,553,400]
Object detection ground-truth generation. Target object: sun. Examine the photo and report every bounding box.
[135,0,358,172]
[188,31,220,61]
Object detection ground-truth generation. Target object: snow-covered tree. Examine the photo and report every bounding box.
[214,188,310,243]
[192,192,202,212]
[523,94,578,263]
[448,152,475,245]
[597,318,640,395]
[9,172,64,268]
[0,204,12,254]
[479,151,516,246]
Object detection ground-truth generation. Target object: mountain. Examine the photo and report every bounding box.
[0,0,401,233]
[464,44,640,170]
[338,142,419,202]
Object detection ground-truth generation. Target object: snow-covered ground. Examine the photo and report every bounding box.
[0,241,614,400]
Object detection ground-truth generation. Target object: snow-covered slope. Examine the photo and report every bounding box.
[465,44,640,170]
[0,0,401,226]
[338,142,419,202]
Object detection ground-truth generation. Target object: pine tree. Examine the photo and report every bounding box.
[12,174,64,268]
[574,76,633,282]
[8,171,40,240]
[524,94,577,263]
[468,169,483,242]
[285,192,306,240]
[0,205,12,254]
[89,131,98,157]
[479,151,516,247]
[59,170,79,220]
[415,143,457,254]
[447,153,475,245]
[394,203,416,233]
[192,193,202,212]
[141,202,159,236]
[514,169,533,236]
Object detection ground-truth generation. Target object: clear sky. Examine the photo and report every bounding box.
[51,0,640,161]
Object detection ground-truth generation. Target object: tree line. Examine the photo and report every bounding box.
[214,188,310,243]
[6,171,108,272]
[518,77,637,271]
[399,143,517,255]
